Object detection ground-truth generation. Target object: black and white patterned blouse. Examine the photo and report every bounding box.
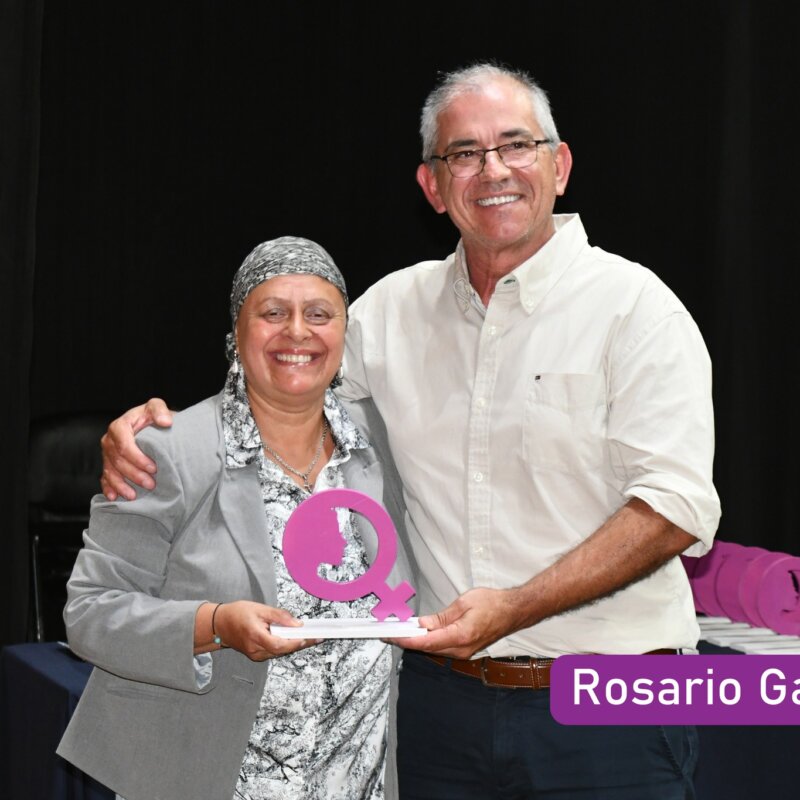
[222,370,391,800]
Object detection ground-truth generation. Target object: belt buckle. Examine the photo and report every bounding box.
[479,656,553,690]
[478,658,502,688]
[479,657,526,690]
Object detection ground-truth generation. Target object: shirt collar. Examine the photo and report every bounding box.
[453,240,477,315]
[322,388,369,454]
[451,213,588,315]
[222,367,369,471]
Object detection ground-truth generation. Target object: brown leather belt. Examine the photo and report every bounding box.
[424,649,678,690]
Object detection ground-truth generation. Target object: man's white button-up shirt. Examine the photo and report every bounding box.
[341,214,720,657]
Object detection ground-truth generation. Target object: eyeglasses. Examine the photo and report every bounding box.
[429,139,553,178]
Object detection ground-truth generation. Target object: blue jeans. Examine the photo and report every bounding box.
[397,651,698,800]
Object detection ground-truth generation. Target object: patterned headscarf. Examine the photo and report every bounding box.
[225,236,348,364]
[224,236,348,392]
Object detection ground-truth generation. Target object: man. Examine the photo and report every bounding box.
[101,63,719,798]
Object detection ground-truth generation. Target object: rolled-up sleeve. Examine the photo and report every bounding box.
[608,297,721,554]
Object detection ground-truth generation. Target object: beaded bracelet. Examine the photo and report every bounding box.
[211,602,225,646]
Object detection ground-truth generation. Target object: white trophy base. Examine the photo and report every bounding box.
[271,616,428,639]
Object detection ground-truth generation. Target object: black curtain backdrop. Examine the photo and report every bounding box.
[2,0,797,646]
[1,0,43,646]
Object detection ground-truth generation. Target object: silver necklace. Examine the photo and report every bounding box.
[262,417,329,493]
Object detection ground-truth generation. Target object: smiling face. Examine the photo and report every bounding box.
[235,274,346,411]
[416,75,573,272]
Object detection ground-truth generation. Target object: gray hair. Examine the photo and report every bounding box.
[419,62,561,162]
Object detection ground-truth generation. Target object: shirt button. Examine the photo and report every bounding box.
[473,472,484,483]
[472,545,485,556]
[475,397,486,409]
[487,325,498,336]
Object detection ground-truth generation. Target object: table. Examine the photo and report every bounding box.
[0,641,796,799]
[0,642,113,800]
[693,641,797,798]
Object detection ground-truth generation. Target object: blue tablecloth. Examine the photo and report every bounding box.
[0,642,113,800]
[693,641,797,798]
[0,640,795,799]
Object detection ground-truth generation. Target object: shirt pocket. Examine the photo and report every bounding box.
[522,372,607,473]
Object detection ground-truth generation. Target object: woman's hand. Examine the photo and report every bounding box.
[206,600,320,661]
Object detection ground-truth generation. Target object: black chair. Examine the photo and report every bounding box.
[28,411,111,642]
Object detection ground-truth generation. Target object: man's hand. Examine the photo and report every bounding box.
[100,398,173,501]
[390,587,521,659]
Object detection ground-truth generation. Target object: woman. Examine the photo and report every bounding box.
[57,237,414,800]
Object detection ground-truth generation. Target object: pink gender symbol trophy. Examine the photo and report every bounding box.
[282,488,416,621]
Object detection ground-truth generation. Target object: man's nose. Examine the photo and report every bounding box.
[480,149,512,179]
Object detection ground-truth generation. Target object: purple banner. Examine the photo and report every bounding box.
[550,655,800,725]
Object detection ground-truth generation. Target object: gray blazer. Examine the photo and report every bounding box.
[57,393,417,800]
